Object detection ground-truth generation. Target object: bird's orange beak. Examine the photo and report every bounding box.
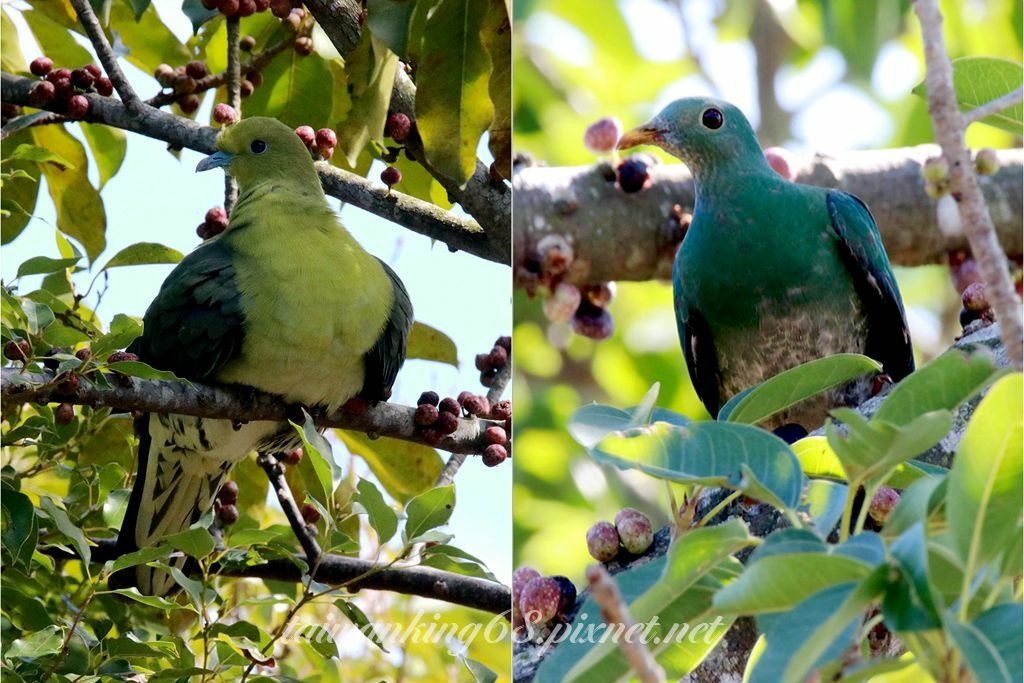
[617,124,664,150]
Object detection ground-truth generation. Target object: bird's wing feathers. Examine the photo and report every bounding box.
[360,258,414,402]
[826,191,915,381]
[128,239,245,381]
[681,308,722,418]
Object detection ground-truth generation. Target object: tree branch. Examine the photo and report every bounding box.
[44,538,510,615]
[512,147,1024,287]
[223,16,242,212]
[257,452,322,564]
[913,0,1023,369]
[0,71,503,265]
[964,85,1024,125]
[1,368,500,455]
[68,0,142,112]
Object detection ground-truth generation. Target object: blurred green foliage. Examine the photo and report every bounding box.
[512,0,1022,581]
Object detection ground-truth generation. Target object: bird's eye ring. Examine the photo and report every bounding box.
[701,108,724,130]
[250,139,268,154]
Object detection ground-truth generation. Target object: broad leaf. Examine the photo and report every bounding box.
[947,603,1024,683]
[407,321,458,367]
[353,478,398,544]
[403,485,455,543]
[100,242,183,271]
[338,431,443,504]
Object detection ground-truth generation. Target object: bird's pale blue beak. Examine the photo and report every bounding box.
[196,150,234,172]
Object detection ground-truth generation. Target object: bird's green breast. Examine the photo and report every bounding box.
[213,194,393,411]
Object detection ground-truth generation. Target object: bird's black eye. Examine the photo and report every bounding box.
[250,139,267,154]
[701,108,723,130]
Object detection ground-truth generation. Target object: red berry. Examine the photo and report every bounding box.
[217,480,239,505]
[490,399,511,421]
[74,347,92,362]
[495,336,511,353]
[106,351,139,363]
[344,396,370,415]
[586,521,620,562]
[237,0,257,16]
[484,426,507,446]
[218,504,239,525]
[254,0,270,10]
[384,112,411,143]
[457,390,475,406]
[300,502,321,524]
[202,0,218,8]
[28,80,56,107]
[240,79,254,98]
[381,166,402,187]
[4,339,30,362]
[519,577,561,626]
[30,57,53,77]
[438,397,460,416]
[59,373,79,393]
[213,103,238,125]
[482,444,507,467]
[54,402,75,426]
[436,411,459,435]
[283,448,303,465]
[246,71,263,87]
[71,67,95,90]
[869,486,900,525]
[269,0,291,17]
[421,428,444,446]
[962,282,989,312]
[583,116,622,154]
[295,125,316,148]
[462,395,490,417]
[474,353,492,372]
[179,94,200,114]
[319,146,334,161]
[185,60,208,79]
[84,63,102,79]
[615,508,653,554]
[414,403,439,426]
[94,77,113,97]
[315,128,337,150]
[417,390,439,406]
[219,0,240,16]
[487,345,508,368]
[512,566,541,603]
[45,68,71,84]
[66,94,89,118]
[763,146,795,181]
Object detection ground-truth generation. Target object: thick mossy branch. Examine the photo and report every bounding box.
[44,538,510,615]
[512,147,1023,288]
[1,368,499,455]
[0,72,502,265]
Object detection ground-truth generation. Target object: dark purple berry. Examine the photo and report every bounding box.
[381,166,401,187]
[572,302,614,340]
[75,347,92,362]
[28,80,56,107]
[218,504,239,525]
[495,336,511,353]
[482,444,507,467]
[490,399,511,421]
[71,68,95,90]
[300,502,321,524]
[106,351,138,364]
[417,390,439,406]
[414,403,439,426]
[7,339,32,362]
[487,345,508,368]
[474,353,492,371]
[550,575,577,616]
[436,411,459,435]
[385,112,411,143]
[617,155,651,193]
[94,77,113,97]
[438,397,460,416]
[54,402,75,426]
[421,428,444,446]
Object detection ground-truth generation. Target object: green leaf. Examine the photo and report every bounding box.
[567,385,680,450]
[5,625,64,658]
[562,520,754,682]
[914,57,1024,134]
[353,478,398,544]
[294,624,339,658]
[801,479,847,537]
[335,599,388,651]
[719,354,881,425]
[463,658,499,683]
[791,435,845,480]
[366,0,417,57]
[337,431,443,504]
[407,321,458,367]
[882,522,942,631]
[164,528,216,559]
[591,421,803,511]
[482,0,511,178]
[403,485,455,543]
[30,125,106,262]
[38,495,90,566]
[827,409,953,489]
[415,0,494,186]
[99,242,184,271]
[714,531,880,615]
[15,256,80,278]
[106,635,179,659]
[108,544,170,574]
[4,143,75,170]
[874,349,1005,426]
[22,9,92,72]
[127,0,151,21]
[420,543,498,581]
[1,485,38,569]
[947,603,1023,683]
[108,0,190,76]
[181,0,219,32]
[105,587,191,611]
[1,8,28,74]
[1,131,42,246]
[80,124,127,189]
[244,49,334,131]
[292,412,341,506]
[106,360,184,382]
[946,374,1023,576]
[91,313,143,359]
[335,34,398,167]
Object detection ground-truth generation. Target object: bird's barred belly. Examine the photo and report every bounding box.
[717,306,872,429]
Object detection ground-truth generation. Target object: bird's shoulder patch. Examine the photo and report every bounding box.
[359,258,413,403]
[129,239,245,381]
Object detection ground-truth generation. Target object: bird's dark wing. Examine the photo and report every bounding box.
[359,259,413,402]
[681,308,723,417]
[128,239,245,381]
[826,191,914,381]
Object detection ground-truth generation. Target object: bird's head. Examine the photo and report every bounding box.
[617,97,766,176]
[196,117,319,188]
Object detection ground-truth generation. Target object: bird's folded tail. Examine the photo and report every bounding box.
[112,414,235,596]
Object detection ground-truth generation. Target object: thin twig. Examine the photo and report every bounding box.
[586,564,665,683]
[257,453,322,565]
[964,85,1024,125]
[68,0,142,112]
[913,0,1023,369]
[223,16,241,213]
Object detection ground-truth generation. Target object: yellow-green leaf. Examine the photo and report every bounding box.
[337,431,443,504]
[100,242,183,271]
[408,321,458,367]
[1,8,28,74]
[81,124,127,189]
[481,0,511,179]
[415,0,494,186]
[336,34,398,168]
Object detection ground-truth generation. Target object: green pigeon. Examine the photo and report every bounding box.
[618,97,913,432]
[113,117,413,595]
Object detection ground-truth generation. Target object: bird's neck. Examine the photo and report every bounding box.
[692,159,779,206]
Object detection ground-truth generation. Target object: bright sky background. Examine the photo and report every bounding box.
[2,3,513,593]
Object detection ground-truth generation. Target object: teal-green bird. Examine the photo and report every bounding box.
[114,117,413,595]
[618,98,913,432]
